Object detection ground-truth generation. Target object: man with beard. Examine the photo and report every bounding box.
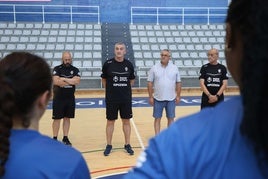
[52,51,81,145]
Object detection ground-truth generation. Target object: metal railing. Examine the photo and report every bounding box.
[0,4,100,24]
[131,6,228,25]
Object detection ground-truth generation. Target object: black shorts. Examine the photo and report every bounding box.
[52,97,75,119]
[201,93,224,109]
[106,101,133,120]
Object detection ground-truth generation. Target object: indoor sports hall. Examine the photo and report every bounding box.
[0,0,237,178]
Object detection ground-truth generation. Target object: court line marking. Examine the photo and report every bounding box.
[93,171,127,179]
[130,118,145,150]
[91,166,130,175]
[81,146,142,154]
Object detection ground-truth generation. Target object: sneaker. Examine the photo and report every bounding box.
[124,144,134,155]
[62,137,72,146]
[103,144,112,156]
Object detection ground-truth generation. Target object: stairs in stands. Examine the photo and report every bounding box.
[101,23,135,66]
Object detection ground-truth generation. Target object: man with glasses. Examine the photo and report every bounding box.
[199,48,228,109]
[52,51,81,145]
[147,49,182,135]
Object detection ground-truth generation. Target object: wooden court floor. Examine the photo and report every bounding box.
[39,88,239,178]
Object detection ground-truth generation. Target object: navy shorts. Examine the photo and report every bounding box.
[52,97,75,119]
[106,101,133,120]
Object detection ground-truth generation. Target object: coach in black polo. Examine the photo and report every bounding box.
[52,51,81,145]
[101,42,135,156]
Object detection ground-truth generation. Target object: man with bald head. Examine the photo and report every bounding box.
[199,48,228,109]
[52,51,81,145]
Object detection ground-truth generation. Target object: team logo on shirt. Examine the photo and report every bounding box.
[218,69,221,74]
[112,75,128,86]
[125,67,128,71]
[113,76,119,82]
[70,71,74,75]
[207,77,212,83]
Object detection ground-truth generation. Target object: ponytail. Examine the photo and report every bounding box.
[0,81,15,176]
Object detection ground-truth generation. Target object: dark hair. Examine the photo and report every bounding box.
[0,52,52,176]
[226,0,268,166]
